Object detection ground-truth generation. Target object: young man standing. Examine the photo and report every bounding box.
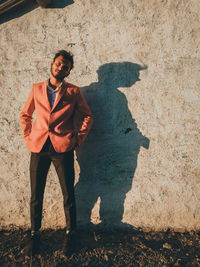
[20,50,93,256]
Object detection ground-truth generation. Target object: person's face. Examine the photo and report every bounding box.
[51,55,72,81]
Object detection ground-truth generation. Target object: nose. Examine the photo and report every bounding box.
[58,65,63,71]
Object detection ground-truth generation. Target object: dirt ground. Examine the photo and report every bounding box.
[0,226,200,266]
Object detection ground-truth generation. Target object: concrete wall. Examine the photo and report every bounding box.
[0,0,200,230]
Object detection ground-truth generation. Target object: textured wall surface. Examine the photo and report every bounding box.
[0,0,200,230]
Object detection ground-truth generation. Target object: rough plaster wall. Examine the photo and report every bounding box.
[0,0,200,230]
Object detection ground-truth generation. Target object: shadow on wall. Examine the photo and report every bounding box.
[75,62,150,230]
[0,0,74,24]
[49,0,74,8]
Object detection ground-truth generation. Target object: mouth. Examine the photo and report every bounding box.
[55,70,62,76]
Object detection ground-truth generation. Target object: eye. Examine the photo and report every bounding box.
[62,65,69,71]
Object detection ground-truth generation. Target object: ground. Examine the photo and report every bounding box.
[0,226,200,266]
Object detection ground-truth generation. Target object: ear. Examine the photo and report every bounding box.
[65,68,71,77]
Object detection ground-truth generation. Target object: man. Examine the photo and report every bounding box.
[20,50,93,256]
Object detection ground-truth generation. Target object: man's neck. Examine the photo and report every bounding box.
[50,76,63,87]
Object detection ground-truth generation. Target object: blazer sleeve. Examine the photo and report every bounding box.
[20,85,35,140]
[75,88,93,147]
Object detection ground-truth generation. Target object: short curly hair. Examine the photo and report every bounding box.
[53,50,74,69]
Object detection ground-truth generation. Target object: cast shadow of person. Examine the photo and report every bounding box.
[0,0,74,25]
[75,62,150,230]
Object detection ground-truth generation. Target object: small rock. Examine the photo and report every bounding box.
[104,254,109,261]
[163,242,172,249]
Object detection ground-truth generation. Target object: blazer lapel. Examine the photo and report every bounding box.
[43,80,51,111]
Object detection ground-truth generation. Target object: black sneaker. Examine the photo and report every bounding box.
[63,231,76,257]
[24,231,40,257]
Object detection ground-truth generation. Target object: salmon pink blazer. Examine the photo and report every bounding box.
[20,80,93,153]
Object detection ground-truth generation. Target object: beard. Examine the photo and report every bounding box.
[50,66,66,81]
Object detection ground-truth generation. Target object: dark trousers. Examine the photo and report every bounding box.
[30,137,76,232]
